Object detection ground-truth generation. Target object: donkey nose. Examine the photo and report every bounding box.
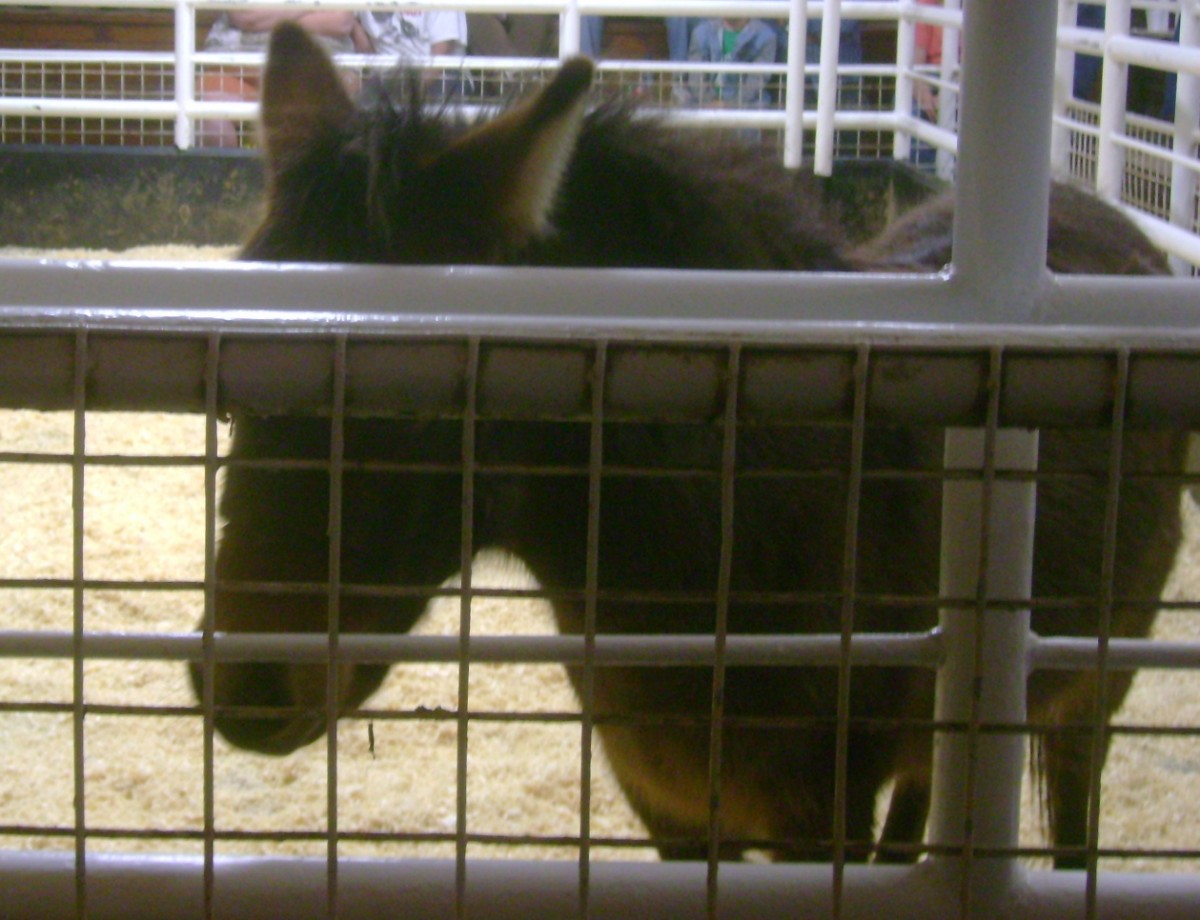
[191,660,328,756]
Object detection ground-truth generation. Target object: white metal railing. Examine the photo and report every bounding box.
[0,0,918,166]
[2,1,1199,270]
[2,5,1200,920]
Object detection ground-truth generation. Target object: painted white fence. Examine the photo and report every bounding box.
[1,3,1200,920]
[0,0,1198,268]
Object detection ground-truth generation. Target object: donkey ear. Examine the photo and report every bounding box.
[432,57,594,249]
[259,22,355,176]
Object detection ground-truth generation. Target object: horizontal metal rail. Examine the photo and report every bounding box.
[4,851,1200,920]
[4,629,1200,672]
[0,629,944,667]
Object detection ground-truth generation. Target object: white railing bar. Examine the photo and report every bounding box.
[657,109,888,132]
[0,99,180,119]
[1108,32,1200,78]
[1052,115,1101,139]
[891,0,915,162]
[812,0,840,176]
[0,0,174,7]
[931,3,1057,898]
[1057,24,1108,56]
[0,0,909,17]
[6,628,1200,671]
[0,97,902,133]
[174,0,194,148]
[901,0,962,31]
[1057,25,1200,76]
[1112,130,1200,175]
[183,51,896,78]
[0,0,1181,50]
[907,69,960,95]
[0,50,175,65]
[1118,205,1200,270]
[0,48,893,83]
[782,0,807,168]
[1052,110,1199,149]
[5,851,1200,920]
[898,113,958,153]
[1170,1,1200,276]
[181,0,911,18]
[1098,0,1133,207]
[2,260,1197,331]
[1031,635,1200,672]
[930,423,1038,902]
[0,629,946,668]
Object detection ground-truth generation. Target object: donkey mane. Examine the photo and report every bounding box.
[243,27,849,273]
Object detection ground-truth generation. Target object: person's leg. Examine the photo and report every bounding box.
[507,15,559,57]
[466,14,515,56]
[196,72,254,148]
[665,17,692,61]
[579,16,604,58]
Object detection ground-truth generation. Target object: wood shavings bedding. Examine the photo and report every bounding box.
[0,245,237,261]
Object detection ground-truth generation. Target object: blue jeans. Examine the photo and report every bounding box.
[580,15,603,57]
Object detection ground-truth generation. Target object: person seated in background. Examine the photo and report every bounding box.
[467,13,557,59]
[684,16,777,110]
[579,15,697,63]
[912,0,943,121]
[578,16,604,58]
[356,8,469,100]
[356,8,467,59]
[757,12,862,109]
[197,9,358,148]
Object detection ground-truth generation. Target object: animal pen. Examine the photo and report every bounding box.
[1,0,1200,918]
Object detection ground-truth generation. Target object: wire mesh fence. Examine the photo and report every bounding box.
[3,328,1200,919]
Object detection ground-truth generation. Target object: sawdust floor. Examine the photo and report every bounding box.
[1,248,1199,872]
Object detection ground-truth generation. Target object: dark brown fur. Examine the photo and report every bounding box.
[851,180,1171,276]
[195,23,1183,866]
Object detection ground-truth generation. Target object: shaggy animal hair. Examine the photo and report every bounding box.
[204,22,1184,869]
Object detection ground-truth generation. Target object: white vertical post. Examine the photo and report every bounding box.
[928,425,1038,911]
[934,0,962,181]
[892,0,916,162]
[174,0,195,150]
[561,0,582,57]
[1096,0,1132,201]
[950,0,1055,311]
[813,0,843,175]
[1168,2,1198,276]
[928,1,1057,914]
[1050,0,1078,175]
[783,0,809,169]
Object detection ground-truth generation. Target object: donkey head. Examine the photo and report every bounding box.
[243,21,594,266]
[196,25,598,755]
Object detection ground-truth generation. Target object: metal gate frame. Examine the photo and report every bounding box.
[1,3,1200,919]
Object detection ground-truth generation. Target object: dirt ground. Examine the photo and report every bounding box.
[1,246,1199,873]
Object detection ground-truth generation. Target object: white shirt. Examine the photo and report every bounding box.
[358,11,467,59]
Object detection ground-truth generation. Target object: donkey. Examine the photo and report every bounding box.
[196,22,1184,866]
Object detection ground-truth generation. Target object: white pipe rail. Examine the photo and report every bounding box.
[782,0,807,167]
[1171,3,1199,276]
[812,0,842,174]
[9,629,1200,671]
[1,7,1200,920]
[6,852,1200,920]
[1051,0,1200,272]
[1,0,1196,272]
